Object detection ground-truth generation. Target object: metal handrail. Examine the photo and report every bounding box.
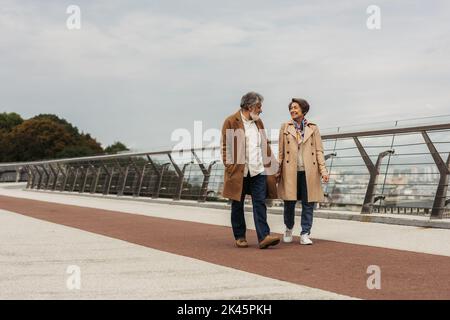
[1,122,449,219]
[1,122,450,167]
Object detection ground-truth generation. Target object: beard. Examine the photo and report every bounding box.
[250,112,260,121]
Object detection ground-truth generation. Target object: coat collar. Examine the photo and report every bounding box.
[284,120,316,143]
[232,110,244,130]
[233,110,264,130]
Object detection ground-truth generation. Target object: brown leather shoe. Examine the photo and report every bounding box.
[259,235,280,249]
[235,238,248,248]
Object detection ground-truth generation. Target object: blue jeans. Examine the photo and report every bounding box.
[231,173,270,242]
[283,171,315,235]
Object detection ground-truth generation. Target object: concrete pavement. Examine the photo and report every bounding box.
[1,183,449,299]
[0,208,351,300]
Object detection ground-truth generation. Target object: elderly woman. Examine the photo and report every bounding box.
[276,98,329,245]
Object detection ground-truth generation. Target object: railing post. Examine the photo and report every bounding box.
[101,163,113,195]
[81,164,92,193]
[202,160,219,202]
[33,165,42,189]
[57,163,67,192]
[40,165,50,190]
[191,150,218,202]
[322,153,337,207]
[110,160,124,196]
[91,164,102,194]
[15,167,21,182]
[61,165,72,192]
[117,160,129,196]
[129,159,146,198]
[168,153,185,200]
[146,156,163,198]
[25,165,33,189]
[136,163,148,197]
[354,137,394,214]
[176,162,193,200]
[323,131,338,202]
[48,164,59,191]
[151,160,170,199]
[71,167,80,192]
[378,127,397,212]
[422,131,450,219]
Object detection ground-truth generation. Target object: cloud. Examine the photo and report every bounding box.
[0,0,449,151]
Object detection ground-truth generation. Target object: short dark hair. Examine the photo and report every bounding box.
[289,98,310,115]
[240,92,264,110]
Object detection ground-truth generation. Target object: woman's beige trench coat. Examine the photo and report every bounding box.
[277,120,328,202]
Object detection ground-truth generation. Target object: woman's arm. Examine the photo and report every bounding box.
[314,126,328,177]
[276,124,286,180]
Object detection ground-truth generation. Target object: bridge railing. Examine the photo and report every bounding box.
[1,122,449,219]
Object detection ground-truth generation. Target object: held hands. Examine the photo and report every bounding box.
[275,171,282,183]
[276,172,329,183]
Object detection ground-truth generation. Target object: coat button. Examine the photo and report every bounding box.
[313,162,316,165]
[287,160,289,163]
[287,151,290,154]
[288,141,290,144]
[312,153,314,155]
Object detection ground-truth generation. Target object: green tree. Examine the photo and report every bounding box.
[0,112,120,162]
[0,112,23,132]
[31,114,80,137]
[77,133,103,155]
[104,141,129,154]
[0,130,9,162]
[29,114,103,159]
[4,118,76,161]
[56,145,100,158]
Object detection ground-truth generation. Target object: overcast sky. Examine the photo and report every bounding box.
[1,0,449,151]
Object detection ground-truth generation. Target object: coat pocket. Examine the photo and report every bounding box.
[226,164,236,176]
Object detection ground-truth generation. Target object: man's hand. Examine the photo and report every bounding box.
[322,174,330,183]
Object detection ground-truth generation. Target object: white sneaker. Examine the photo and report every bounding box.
[283,228,293,243]
[300,234,313,245]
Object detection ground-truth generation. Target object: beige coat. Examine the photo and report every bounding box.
[221,110,278,201]
[277,120,328,202]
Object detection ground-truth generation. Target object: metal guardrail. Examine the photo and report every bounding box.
[1,123,449,219]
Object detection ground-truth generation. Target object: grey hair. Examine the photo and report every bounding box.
[240,92,264,110]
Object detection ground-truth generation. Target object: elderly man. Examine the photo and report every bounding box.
[221,92,280,249]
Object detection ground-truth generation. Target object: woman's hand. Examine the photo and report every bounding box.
[322,174,330,183]
[275,171,282,183]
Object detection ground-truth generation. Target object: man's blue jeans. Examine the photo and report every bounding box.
[231,173,270,242]
[283,171,315,235]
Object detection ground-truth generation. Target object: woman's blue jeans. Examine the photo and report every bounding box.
[283,171,315,235]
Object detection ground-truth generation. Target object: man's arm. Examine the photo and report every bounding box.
[278,124,285,166]
[221,118,232,167]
